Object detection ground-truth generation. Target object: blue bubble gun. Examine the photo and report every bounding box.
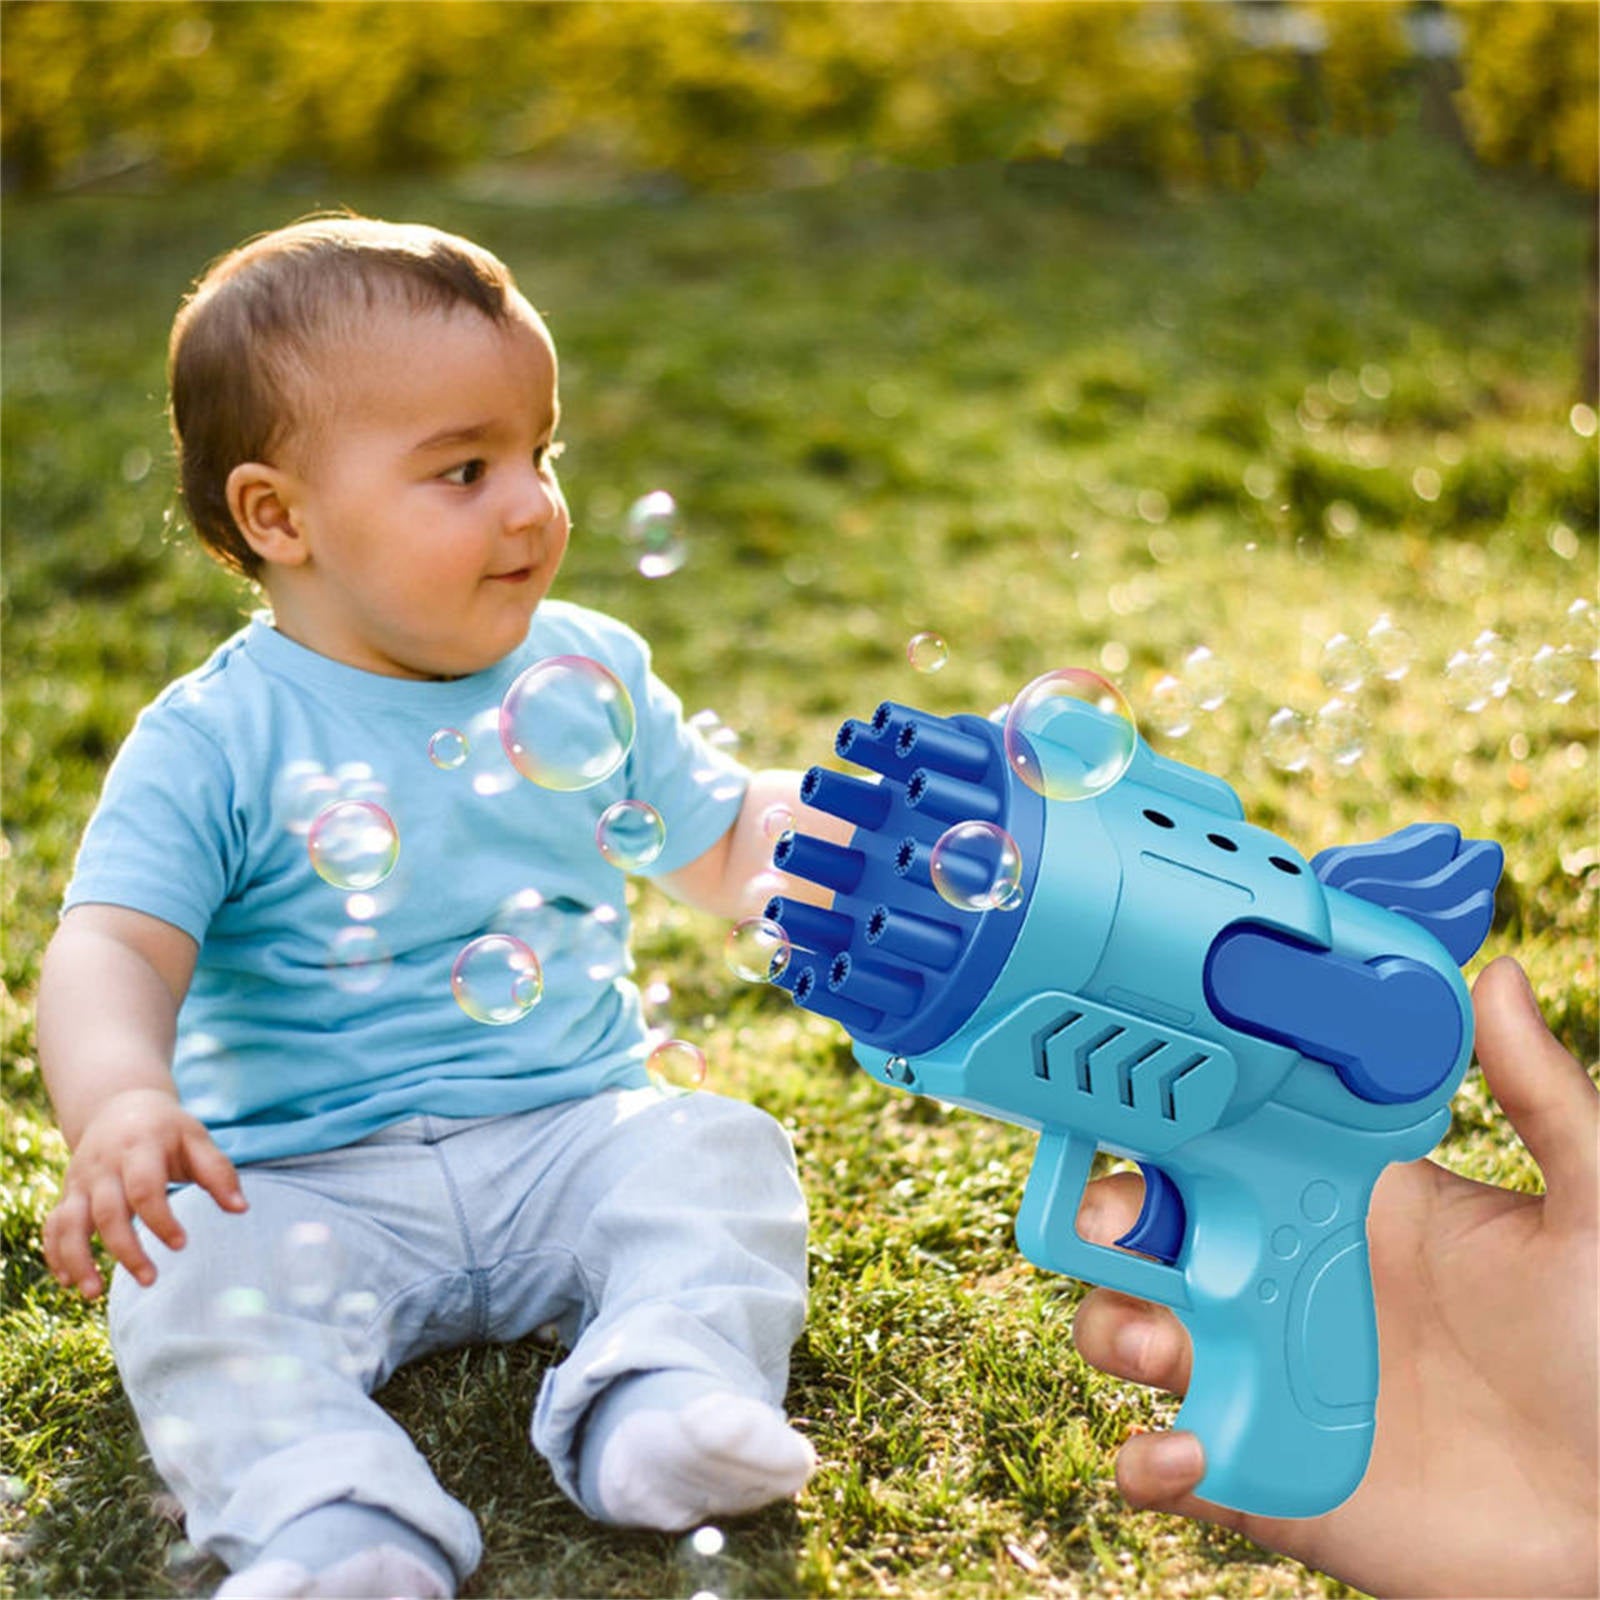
[765,695,1501,1517]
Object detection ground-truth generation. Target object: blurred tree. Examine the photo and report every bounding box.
[1446,0,1598,399]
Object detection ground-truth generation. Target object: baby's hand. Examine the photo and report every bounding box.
[43,1087,247,1299]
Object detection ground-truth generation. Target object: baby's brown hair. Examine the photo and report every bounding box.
[168,214,518,579]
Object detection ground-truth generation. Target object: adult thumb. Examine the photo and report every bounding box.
[1470,957,1598,1232]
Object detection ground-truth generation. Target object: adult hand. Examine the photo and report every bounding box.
[42,1086,246,1299]
[1072,956,1599,1598]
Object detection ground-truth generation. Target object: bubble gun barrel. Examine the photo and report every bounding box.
[767,697,1502,1517]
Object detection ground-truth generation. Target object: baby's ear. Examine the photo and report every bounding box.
[226,462,308,568]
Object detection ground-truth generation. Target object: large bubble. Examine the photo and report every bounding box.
[929,821,1024,913]
[596,800,666,871]
[1003,669,1137,801]
[500,655,636,791]
[451,934,544,1025]
[307,800,400,891]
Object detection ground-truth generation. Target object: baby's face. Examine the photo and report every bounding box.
[273,294,569,679]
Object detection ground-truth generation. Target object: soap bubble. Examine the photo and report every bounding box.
[1182,646,1230,711]
[1444,632,1512,713]
[1146,674,1194,739]
[1003,669,1137,801]
[1313,697,1367,768]
[307,800,399,891]
[1563,598,1599,661]
[325,925,392,994]
[725,916,792,982]
[647,1038,707,1092]
[761,803,795,841]
[930,821,1024,912]
[1365,614,1416,682]
[907,631,949,673]
[275,761,340,834]
[625,490,687,578]
[1263,707,1312,773]
[1528,644,1580,704]
[501,655,636,790]
[275,1220,343,1310]
[451,934,544,1025]
[461,706,519,798]
[428,727,468,770]
[596,800,666,870]
[1318,633,1372,695]
[574,904,627,983]
[491,888,563,959]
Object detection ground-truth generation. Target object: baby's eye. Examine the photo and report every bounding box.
[536,440,565,472]
[441,459,487,487]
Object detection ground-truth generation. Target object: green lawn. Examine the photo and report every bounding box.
[2,113,1596,1598]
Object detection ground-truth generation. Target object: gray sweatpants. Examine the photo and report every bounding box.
[107,1087,808,1584]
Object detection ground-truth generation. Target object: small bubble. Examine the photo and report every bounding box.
[1365,614,1416,681]
[1528,644,1580,704]
[625,490,688,578]
[326,925,392,993]
[648,1038,707,1092]
[907,631,949,673]
[725,916,792,982]
[1313,697,1367,768]
[428,727,469,770]
[1324,500,1360,538]
[1263,708,1312,773]
[1318,633,1372,695]
[1182,645,1230,711]
[1548,522,1580,561]
[307,800,400,891]
[689,1526,726,1558]
[451,934,544,1025]
[1412,466,1442,502]
[1003,669,1137,801]
[761,804,794,841]
[501,655,636,791]
[1146,674,1194,738]
[1243,463,1277,500]
[275,761,340,835]
[1563,598,1599,661]
[1358,363,1391,400]
[929,821,1023,913]
[120,446,153,484]
[275,1220,343,1310]
[1570,402,1598,438]
[1136,488,1169,524]
[595,800,666,871]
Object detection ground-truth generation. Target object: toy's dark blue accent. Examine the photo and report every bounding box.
[776,707,1045,1057]
[1204,928,1464,1105]
[1115,1162,1186,1264]
[1311,824,1502,965]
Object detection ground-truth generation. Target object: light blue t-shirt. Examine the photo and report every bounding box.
[63,601,748,1164]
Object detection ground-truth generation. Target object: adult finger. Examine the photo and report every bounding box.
[179,1125,248,1215]
[1075,1168,1146,1246]
[1073,1287,1193,1397]
[1114,1431,1262,1540]
[89,1175,152,1292]
[1471,957,1598,1230]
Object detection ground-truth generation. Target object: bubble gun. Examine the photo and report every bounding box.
[764,689,1501,1517]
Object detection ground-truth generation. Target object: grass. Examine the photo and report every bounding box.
[3,109,1596,1598]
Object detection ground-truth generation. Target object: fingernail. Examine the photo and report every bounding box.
[1144,1431,1203,1485]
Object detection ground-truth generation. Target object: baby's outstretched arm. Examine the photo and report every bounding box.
[1073,956,1598,1598]
[38,904,246,1299]
[659,769,854,920]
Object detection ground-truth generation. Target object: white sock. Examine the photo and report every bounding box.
[593,1390,816,1531]
[216,1559,312,1598]
[215,1545,450,1600]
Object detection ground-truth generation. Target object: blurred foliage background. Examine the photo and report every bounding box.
[2,5,1597,1597]
[3,1,1596,197]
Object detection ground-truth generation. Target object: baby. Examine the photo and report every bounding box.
[37,215,842,1599]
